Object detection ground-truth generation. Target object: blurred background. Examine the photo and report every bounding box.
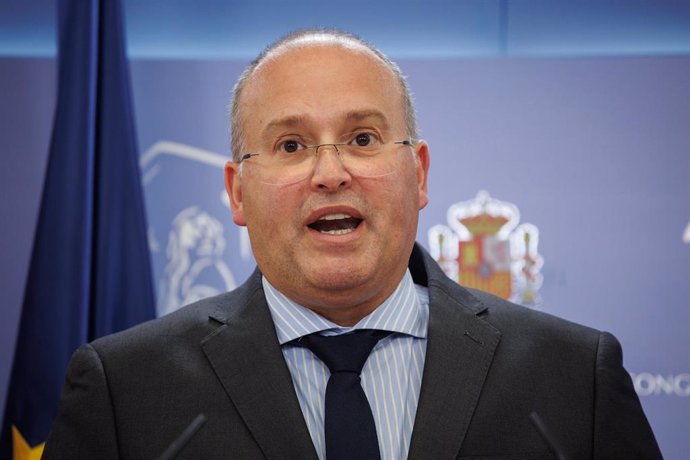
[2,0,689,457]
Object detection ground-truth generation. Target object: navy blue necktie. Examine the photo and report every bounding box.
[299,329,391,460]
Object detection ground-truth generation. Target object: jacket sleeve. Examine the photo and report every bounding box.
[593,332,662,459]
[42,344,119,459]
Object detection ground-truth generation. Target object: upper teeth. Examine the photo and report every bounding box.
[319,213,351,221]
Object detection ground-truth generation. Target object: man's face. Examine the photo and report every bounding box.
[225,44,429,325]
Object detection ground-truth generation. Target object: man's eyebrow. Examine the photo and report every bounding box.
[263,115,310,134]
[344,110,391,130]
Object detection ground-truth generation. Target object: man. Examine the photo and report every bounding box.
[44,29,661,459]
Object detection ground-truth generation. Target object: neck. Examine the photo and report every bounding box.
[265,269,408,327]
[307,304,379,327]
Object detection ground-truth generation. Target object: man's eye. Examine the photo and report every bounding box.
[279,140,303,153]
[351,132,378,147]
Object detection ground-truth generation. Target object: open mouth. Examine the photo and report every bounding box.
[307,213,363,235]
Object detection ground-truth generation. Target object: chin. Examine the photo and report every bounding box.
[305,265,373,291]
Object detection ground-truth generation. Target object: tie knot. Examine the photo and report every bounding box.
[299,329,391,374]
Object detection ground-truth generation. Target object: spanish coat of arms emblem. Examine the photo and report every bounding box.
[429,191,543,308]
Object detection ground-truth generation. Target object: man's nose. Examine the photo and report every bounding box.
[310,145,352,192]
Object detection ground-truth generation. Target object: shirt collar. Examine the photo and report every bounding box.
[263,269,428,345]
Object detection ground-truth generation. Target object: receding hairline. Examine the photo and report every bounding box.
[230,29,417,162]
[254,32,391,75]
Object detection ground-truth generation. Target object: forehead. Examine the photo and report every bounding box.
[239,44,405,138]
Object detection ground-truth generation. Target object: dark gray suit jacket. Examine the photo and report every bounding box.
[44,244,661,459]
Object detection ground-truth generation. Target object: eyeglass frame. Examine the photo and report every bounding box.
[237,139,416,164]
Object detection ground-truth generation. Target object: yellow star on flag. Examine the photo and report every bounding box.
[11,426,45,460]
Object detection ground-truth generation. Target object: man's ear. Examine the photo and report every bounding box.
[414,141,430,210]
[224,161,247,226]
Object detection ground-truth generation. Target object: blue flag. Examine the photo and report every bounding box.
[1,0,155,458]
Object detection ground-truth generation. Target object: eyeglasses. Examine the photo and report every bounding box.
[238,134,415,185]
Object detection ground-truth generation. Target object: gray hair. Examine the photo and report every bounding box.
[229,28,418,162]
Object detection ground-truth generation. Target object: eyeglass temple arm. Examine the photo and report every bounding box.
[238,153,258,163]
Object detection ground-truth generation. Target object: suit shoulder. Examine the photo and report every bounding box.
[90,277,262,355]
[467,287,602,348]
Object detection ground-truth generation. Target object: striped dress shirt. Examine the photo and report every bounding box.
[263,270,429,460]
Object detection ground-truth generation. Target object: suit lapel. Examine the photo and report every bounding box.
[200,274,318,459]
[408,248,501,459]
